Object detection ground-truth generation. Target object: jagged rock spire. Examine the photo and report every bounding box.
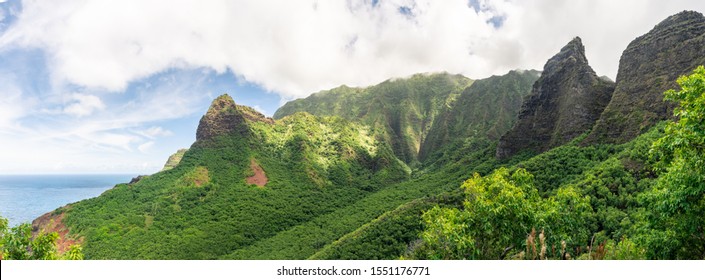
[496,37,615,159]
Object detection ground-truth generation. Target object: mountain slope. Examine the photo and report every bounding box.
[31,10,705,261]
[496,37,615,159]
[420,70,539,163]
[274,73,473,166]
[60,94,409,259]
[584,10,705,144]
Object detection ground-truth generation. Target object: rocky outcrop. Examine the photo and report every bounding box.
[196,94,248,142]
[195,94,273,143]
[584,10,705,144]
[128,175,148,184]
[496,37,615,159]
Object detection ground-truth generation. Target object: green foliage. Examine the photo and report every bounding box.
[223,162,476,259]
[274,73,473,165]
[603,237,646,260]
[0,216,83,260]
[63,245,85,260]
[420,70,539,164]
[40,67,705,260]
[62,111,413,259]
[644,65,705,259]
[514,144,617,194]
[410,68,705,260]
[309,197,458,260]
[413,168,593,259]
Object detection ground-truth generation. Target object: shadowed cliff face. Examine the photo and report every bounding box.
[496,37,615,160]
[584,10,705,144]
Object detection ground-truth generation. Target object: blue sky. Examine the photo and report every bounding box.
[0,0,703,174]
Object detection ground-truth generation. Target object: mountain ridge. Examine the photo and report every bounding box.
[26,10,705,260]
[584,10,705,144]
[496,37,614,159]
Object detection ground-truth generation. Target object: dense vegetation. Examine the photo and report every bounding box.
[60,99,415,259]
[40,62,704,259]
[408,67,705,260]
[0,216,83,260]
[274,73,474,166]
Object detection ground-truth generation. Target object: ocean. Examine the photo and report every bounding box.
[0,174,136,227]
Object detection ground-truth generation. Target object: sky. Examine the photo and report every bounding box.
[0,0,704,174]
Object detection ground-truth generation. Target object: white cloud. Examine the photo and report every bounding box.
[0,68,209,174]
[0,78,25,127]
[138,141,154,153]
[2,0,703,99]
[1,0,705,175]
[63,93,105,117]
[138,126,173,139]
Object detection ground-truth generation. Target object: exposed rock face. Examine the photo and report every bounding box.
[195,94,272,143]
[496,37,615,159]
[129,175,148,184]
[584,10,705,144]
[32,210,81,255]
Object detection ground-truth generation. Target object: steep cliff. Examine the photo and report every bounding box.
[419,70,539,162]
[496,37,615,159]
[584,10,705,144]
[274,73,473,166]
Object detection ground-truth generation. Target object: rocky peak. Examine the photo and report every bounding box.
[195,94,254,142]
[653,10,703,30]
[543,37,588,74]
[496,37,615,159]
[583,10,705,144]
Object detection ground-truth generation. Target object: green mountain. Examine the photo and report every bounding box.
[421,70,539,164]
[28,11,705,260]
[274,73,473,166]
[274,71,540,167]
[56,94,409,259]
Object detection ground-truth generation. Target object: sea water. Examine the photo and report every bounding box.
[0,174,135,226]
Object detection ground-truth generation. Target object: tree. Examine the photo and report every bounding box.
[0,216,84,260]
[414,167,597,260]
[647,65,705,259]
[416,168,542,259]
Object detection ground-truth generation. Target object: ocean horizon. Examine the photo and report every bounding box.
[0,174,137,227]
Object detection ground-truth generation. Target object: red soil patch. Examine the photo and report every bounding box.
[32,209,82,255]
[246,158,268,187]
